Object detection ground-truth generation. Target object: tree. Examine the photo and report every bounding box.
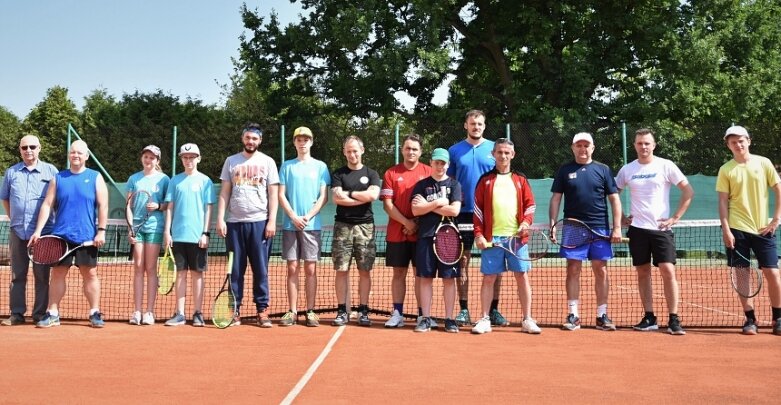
[0,106,21,169]
[21,86,80,167]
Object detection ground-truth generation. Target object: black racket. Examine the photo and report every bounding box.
[28,235,94,265]
[433,216,463,265]
[212,252,236,328]
[550,218,629,248]
[728,249,763,299]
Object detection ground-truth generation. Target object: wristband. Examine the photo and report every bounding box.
[202,231,210,237]
[97,227,106,231]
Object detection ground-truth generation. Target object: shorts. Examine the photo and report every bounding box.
[480,237,531,275]
[559,227,614,261]
[172,242,208,272]
[627,226,676,267]
[281,230,321,261]
[456,212,475,251]
[728,228,779,269]
[415,237,460,279]
[58,244,98,267]
[135,232,163,244]
[385,241,417,268]
[332,222,376,272]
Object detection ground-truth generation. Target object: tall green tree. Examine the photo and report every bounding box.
[0,106,22,169]
[21,86,80,167]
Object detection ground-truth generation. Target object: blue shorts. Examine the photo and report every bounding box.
[480,237,531,275]
[728,228,779,269]
[415,237,460,279]
[559,227,614,261]
[135,232,163,244]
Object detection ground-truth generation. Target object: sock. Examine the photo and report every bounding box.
[393,303,403,313]
[597,304,607,317]
[745,310,756,321]
[669,313,678,321]
[337,304,347,313]
[568,300,579,317]
[358,304,368,313]
[418,307,423,316]
[459,300,468,310]
[89,308,99,316]
[645,311,655,320]
[490,299,499,312]
[49,310,59,317]
[772,307,781,320]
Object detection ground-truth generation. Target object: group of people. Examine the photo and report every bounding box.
[2,114,780,336]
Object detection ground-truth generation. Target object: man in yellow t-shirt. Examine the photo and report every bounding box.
[716,125,781,335]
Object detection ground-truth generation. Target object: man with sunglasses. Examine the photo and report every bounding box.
[1,135,58,326]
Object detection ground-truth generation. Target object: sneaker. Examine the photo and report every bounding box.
[773,318,781,336]
[490,308,510,327]
[742,318,758,335]
[142,312,155,325]
[521,318,542,334]
[230,314,242,327]
[667,316,686,335]
[279,311,297,327]
[129,311,141,325]
[89,312,105,328]
[596,314,616,331]
[384,309,405,328]
[165,312,186,326]
[2,313,25,326]
[257,309,273,328]
[358,311,372,327]
[562,313,581,331]
[36,312,60,328]
[305,311,320,327]
[414,316,431,333]
[192,311,205,327]
[455,309,472,326]
[471,316,492,334]
[332,310,349,326]
[633,315,659,331]
[429,317,438,329]
[444,319,459,333]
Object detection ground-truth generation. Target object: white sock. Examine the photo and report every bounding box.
[49,310,59,317]
[597,304,607,317]
[89,308,99,316]
[568,300,579,317]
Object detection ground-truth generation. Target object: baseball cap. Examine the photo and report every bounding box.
[431,148,450,163]
[293,126,314,139]
[572,132,594,144]
[142,145,161,158]
[178,143,200,156]
[723,125,749,140]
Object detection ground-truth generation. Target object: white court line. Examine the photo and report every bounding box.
[280,325,346,405]
[614,284,744,319]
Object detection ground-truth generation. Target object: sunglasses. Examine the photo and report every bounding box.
[20,145,39,151]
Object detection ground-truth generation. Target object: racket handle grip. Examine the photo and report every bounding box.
[619,237,630,243]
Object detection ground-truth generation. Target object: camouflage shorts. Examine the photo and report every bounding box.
[332,222,376,271]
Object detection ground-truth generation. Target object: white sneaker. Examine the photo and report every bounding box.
[417,315,439,329]
[471,316,492,334]
[521,318,542,334]
[129,311,141,325]
[384,309,405,328]
[142,312,155,325]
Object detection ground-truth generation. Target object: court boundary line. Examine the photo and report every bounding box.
[280,325,346,405]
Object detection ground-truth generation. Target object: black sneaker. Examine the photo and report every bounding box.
[331,310,349,326]
[358,311,372,327]
[773,318,781,336]
[667,316,686,335]
[595,314,616,331]
[444,319,459,333]
[633,315,659,331]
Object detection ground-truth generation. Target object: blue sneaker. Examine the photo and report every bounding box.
[89,312,105,328]
[36,312,61,328]
[165,312,186,326]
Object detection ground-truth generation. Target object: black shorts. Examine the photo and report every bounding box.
[627,226,676,267]
[58,244,98,267]
[415,237,460,279]
[729,228,779,269]
[456,212,475,251]
[385,241,417,268]
[172,242,208,272]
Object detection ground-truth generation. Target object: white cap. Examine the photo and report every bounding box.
[723,125,749,140]
[572,132,594,144]
[178,143,200,156]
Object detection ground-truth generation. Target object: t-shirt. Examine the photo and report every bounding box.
[53,169,99,244]
[551,160,618,229]
[332,165,381,224]
[380,162,432,242]
[615,157,687,231]
[716,155,781,234]
[219,152,279,222]
[278,157,331,231]
[126,171,170,234]
[165,172,214,243]
[491,173,519,236]
[0,160,58,240]
[410,176,463,238]
[447,139,495,214]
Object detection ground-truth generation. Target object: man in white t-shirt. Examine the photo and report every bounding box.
[615,128,693,335]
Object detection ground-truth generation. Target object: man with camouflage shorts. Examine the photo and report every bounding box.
[331,136,381,327]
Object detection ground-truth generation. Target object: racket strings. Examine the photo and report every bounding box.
[557,222,592,248]
[731,266,760,297]
[434,227,462,263]
[212,292,236,327]
[32,238,67,263]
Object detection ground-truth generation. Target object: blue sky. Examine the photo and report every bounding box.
[0,0,301,119]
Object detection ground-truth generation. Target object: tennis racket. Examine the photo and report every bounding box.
[728,249,763,299]
[433,216,463,265]
[550,218,629,248]
[126,190,153,238]
[28,235,94,265]
[486,228,551,261]
[157,246,176,295]
[212,251,236,328]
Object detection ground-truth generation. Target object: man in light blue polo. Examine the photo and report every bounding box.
[1,135,58,326]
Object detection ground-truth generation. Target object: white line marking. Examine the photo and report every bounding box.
[280,325,346,405]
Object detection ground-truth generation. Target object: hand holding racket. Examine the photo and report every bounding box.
[550,218,629,248]
[485,227,551,261]
[212,252,237,328]
[157,247,176,295]
[433,216,463,265]
[27,235,94,265]
[728,249,763,299]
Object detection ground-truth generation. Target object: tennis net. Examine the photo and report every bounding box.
[0,217,777,328]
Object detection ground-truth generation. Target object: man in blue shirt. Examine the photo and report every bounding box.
[1,135,58,326]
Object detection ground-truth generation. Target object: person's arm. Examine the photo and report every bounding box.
[94,174,109,248]
[307,184,329,220]
[216,179,232,238]
[29,177,57,246]
[266,183,278,238]
[658,181,694,231]
[200,202,212,249]
[1,200,9,221]
[383,199,417,235]
[607,193,623,242]
[411,193,447,217]
[433,200,461,217]
[351,185,380,202]
[718,191,734,248]
[278,183,302,230]
[758,183,781,236]
[548,192,562,229]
